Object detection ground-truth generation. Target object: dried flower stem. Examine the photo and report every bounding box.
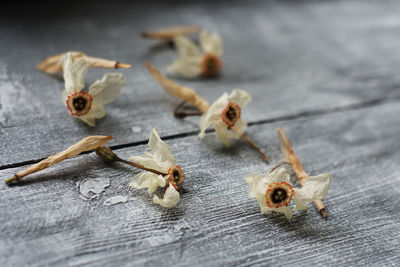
[141,25,201,41]
[173,101,203,118]
[144,62,210,113]
[231,126,269,163]
[37,52,131,75]
[85,56,131,69]
[277,128,327,219]
[5,136,113,185]
[95,147,168,176]
[269,161,290,174]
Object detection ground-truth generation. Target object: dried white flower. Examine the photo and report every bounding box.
[199,89,251,146]
[61,52,126,126]
[166,30,223,78]
[153,183,181,208]
[245,168,332,219]
[129,128,185,208]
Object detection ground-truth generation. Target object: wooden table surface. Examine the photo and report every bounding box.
[1,1,399,266]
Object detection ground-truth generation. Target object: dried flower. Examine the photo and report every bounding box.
[153,183,181,208]
[141,25,201,41]
[129,128,184,208]
[62,52,126,126]
[166,30,223,78]
[277,128,330,218]
[245,168,332,219]
[143,66,268,161]
[199,89,251,147]
[37,51,131,75]
[5,135,113,185]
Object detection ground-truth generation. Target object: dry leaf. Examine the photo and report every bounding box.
[141,25,201,40]
[144,62,210,112]
[37,52,131,75]
[277,128,327,218]
[277,128,307,183]
[37,51,85,75]
[5,135,113,184]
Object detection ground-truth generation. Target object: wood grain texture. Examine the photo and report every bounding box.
[1,101,399,266]
[2,0,400,165]
[1,0,400,266]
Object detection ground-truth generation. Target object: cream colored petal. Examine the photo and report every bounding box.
[129,155,168,173]
[198,92,229,138]
[198,110,223,139]
[129,172,166,195]
[293,173,332,211]
[198,114,214,139]
[267,168,291,184]
[153,183,180,208]
[271,206,293,219]
[199,30,224,56]
[209,92,229,113]
[61,90,69,105]
[214,120,240,147]
[129,129,176,172]
[166,57,202,78]
[88,73,125,105]
[75,104,106,127]
[259,205,272,215]
[89,103,106,119]
[260,204,293,219]
[246,173,270,214]
[245,172,268,198]
[148,128,176,166]
[62,52,89,93]
[174,35,201,58]
[233,118,247,135]
[228,89,252,108]
[77,115,96,127]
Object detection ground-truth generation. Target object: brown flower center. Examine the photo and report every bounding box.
[73,97,87,111]
[265,182,294,208]
[201,53,222,76]
[66,92,93,116]
[221,102,241,127]
[271,188,287,203]
[168,166,185,190]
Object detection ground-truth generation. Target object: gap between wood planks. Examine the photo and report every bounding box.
[1,94,400,171]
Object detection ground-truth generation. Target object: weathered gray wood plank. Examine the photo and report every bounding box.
[1,101,399,266]
[2,0,400,165]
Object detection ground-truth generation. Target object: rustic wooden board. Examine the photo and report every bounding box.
[2,0,400,165]
[1,101,399,266]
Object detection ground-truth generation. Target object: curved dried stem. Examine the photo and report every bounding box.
[95,147,168,176]
[37,52,131,75]
[269,161,290,174]
[5,136,113,185]
[277,128,327,219]
[173,101,203,118]
[141,25,201,40]
[144,62,210,113]
[231,126,269,163]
